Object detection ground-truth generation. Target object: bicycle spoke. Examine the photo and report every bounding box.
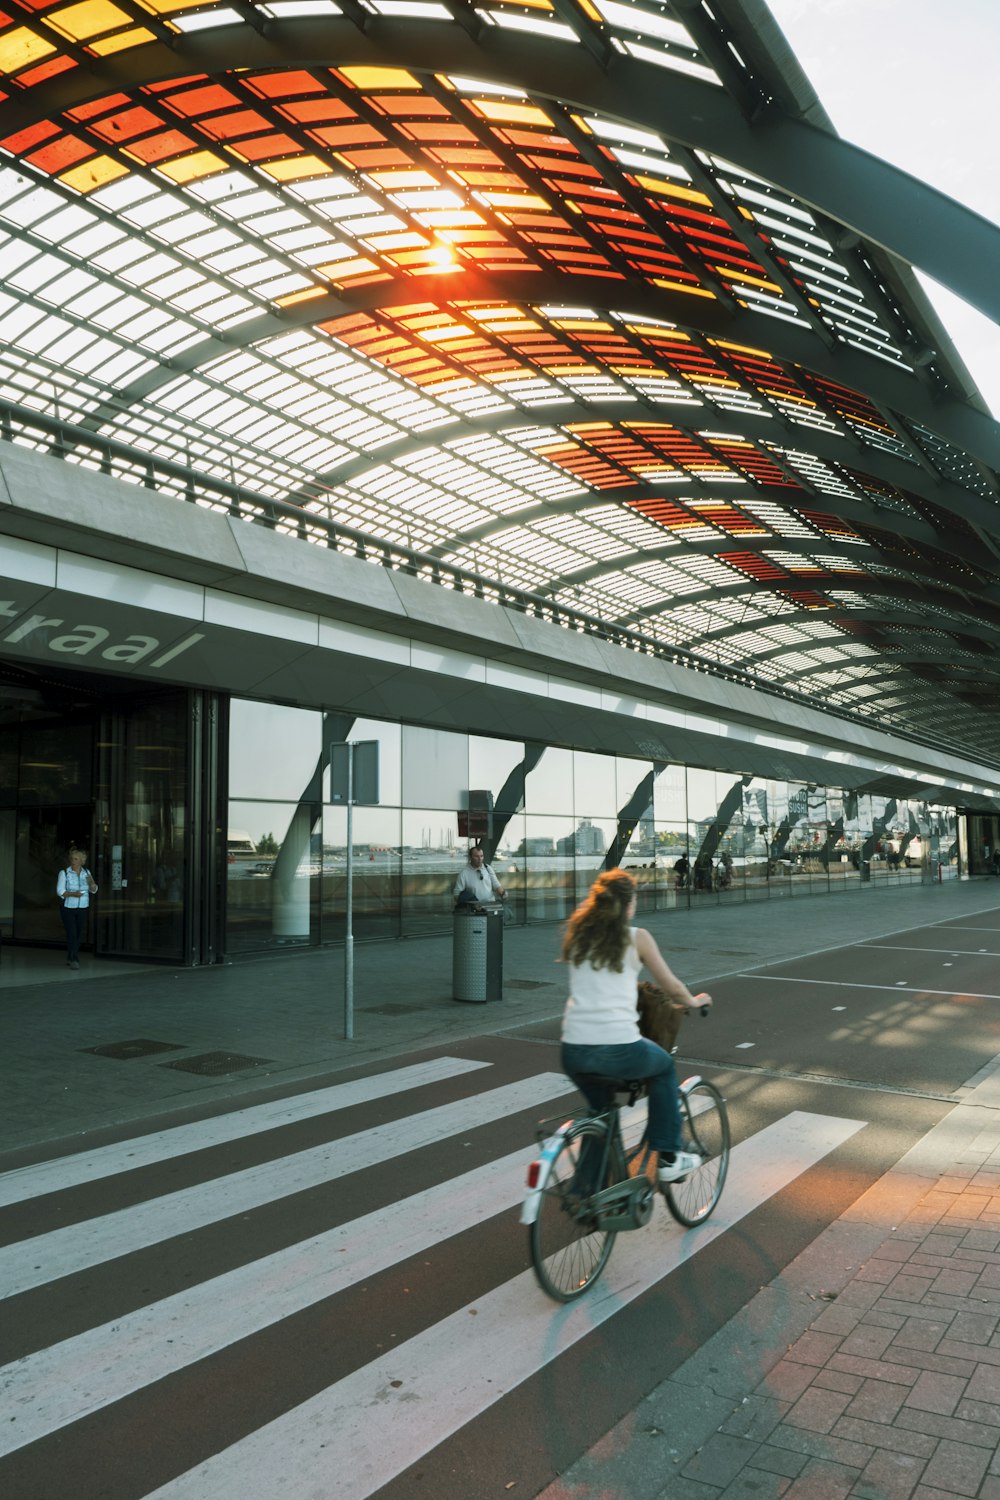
[663,1081,730,1227]
[529,1119,620,1301]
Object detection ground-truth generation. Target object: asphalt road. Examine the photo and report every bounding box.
[2,903,999,1498]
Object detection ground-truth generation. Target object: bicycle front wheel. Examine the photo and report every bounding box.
[664,1080,730,1227]
[529,1118,623,1302]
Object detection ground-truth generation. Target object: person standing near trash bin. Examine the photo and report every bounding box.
[453,846,505,907]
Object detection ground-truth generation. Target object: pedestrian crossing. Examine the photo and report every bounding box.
[0,1050,867,1499]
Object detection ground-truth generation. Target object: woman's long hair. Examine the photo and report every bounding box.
[560,869,636,972]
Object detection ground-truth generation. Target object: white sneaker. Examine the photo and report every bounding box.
[657,1150,702,1183]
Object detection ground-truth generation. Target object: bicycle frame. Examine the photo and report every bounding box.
[521,1076,705,1228]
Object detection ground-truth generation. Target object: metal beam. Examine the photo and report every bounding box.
[156,270,1000,479]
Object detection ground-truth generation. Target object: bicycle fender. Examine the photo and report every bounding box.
[520,1128,568,1225]
[679,1076,703,1096]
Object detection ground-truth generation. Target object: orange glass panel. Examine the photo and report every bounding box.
[66,91,130,120]
[228,133,300,162]
[89,104,163,142]
[160,82,239,115]
[17,54,76,86]
[200,109,272,140]
[719,553,788,582]
[372,94,449,116]
[27,133,93,171]
[246,70,327,96]
[399,124,478,144]
[280,97,355,123]
[1,118,58,151]
[310,124,385,148]
[124,127,197,164]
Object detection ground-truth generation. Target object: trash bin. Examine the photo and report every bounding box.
[860,859,871,883]
[453,902,504,1002]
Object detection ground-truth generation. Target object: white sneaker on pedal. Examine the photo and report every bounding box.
[657,1149,702,1183]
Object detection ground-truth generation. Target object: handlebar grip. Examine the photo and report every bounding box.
[700,1005,709,1018]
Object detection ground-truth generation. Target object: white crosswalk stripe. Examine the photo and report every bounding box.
[144,1112,864,1500]
[0,1056,868,1500]
[0,1072,571,1298]
[0,1057,490,1208]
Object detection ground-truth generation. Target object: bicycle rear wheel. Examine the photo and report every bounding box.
[529,1117,623,1301]
[663,1080,730,1227]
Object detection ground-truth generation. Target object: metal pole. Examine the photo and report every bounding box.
[345,746,354,1040]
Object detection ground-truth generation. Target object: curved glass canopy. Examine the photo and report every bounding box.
[0,0,999,760]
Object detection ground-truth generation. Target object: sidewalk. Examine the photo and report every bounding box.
[542,1081,1000,1500]
[2,878,1000,1155]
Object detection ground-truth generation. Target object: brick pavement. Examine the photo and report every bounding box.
[543,1124,1000,1500]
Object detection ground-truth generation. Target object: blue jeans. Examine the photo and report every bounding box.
[561,1039,683,1153]
[60,905,88,962]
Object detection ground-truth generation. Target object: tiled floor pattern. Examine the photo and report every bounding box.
[677,1154,1000,1499]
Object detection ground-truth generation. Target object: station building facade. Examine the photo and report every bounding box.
[3,443,999,968]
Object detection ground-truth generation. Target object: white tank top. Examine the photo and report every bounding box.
[561,928,641,1046]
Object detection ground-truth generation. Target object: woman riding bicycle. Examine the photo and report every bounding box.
[560,868,712,1186]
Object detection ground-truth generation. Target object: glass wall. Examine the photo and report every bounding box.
[221,695,970,955]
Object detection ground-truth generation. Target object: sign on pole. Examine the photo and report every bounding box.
[329,741,380,1040]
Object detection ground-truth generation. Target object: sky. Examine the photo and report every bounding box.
[765,0,1000,416]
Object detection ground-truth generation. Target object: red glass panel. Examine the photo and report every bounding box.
[89,105,164,143]
[26,134,93,172]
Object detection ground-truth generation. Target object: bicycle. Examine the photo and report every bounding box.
[522,1055,730,1302]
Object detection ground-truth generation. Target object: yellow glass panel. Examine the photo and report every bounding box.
[651,279,717,299]
[319,256,381,281]
[625,326,689,341]
[711,339,771,359]
[135,0,205,12]
[89,26,156,53]
[497,0,553,7]
[47,0,130,41]
[480,192,548,210]
[634,176,713,208]
[338,67,418,90]
[575,0,601,18]
[260,155,329,181]
[59,155,129,192]
[720,268,783,295]
[368,170,439,189]
[157,149,227,182]
[0,27,56,72]
[275,286,325,307]
[474,100,553,127]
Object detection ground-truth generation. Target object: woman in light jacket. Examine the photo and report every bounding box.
[57,848,98,969]
[561,867,711,1184]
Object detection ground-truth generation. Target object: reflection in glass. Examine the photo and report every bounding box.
[653,763,686,822]
[573,750,616,817]
[324,718,402,808]
[229,701,319,800]
[521,815,576,921]
[525,747,574,816]
[401,728,468,811]
[226,798,320,953]
[401,808,461,934]
[323,804,401,941]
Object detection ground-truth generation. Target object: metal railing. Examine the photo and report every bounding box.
[0,394,993,774]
